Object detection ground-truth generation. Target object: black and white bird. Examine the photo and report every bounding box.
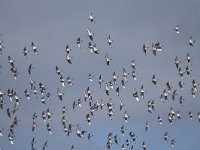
[42,141,48,150]
[145,121,150,132]
[28,64,33,75]
[140,85,145,99]
[85,113,92,126]
[66,54,73,64]
[87,27,94,41]
[178,81,185,90]
[8,56,15,68]
[65,45,72,54]
[88,73,94,82]
[152,42,163,56]
[22,47,29,58]
[0,128,3,136]
[189,111,193,119]
[175,56,181,69]
[197,112,200,122]
[142,44,148,55]
[46,123,52,134]
[105,53,112,66]
[171,139,176,148]
[189,36,195,46]
[119,99,124,111]
[98,75,103,88]
[132,89,140,102]
[76,37,82,48]
[186,52,192,65]
[107,35,113,48]
[31,42,38,55]
[89,12,96,23]
[124,111,130,123]
[142,141,147,150]
[174,25,180,34]
[152,74,158,86]
[158,115,163,125]
[164,132,169,143]
[0,39,4,55]
[57,88,64,101]
[120,125,126,136]
[8,133,14,144]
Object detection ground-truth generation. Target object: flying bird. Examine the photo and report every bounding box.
[89,12,96,23]
[107,35,113,48]
[189,36,195,46]
[31,42,38,55]
[76,37,82,48]
[174,25,180,34]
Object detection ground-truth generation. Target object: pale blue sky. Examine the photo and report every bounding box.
[0,0,200,150]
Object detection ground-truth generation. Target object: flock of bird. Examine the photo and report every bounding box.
[0,12,199,150]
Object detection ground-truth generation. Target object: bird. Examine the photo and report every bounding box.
[76,37,82,48]
[152,74,158,86]
[57,88,64,101]
[46,123,52,134]
[31,137,36,149]
[8,133,14,144]
[8,56,15,68]
[87,27,94,41]
[31,42,38,55]
[124,111,130,123]
[174,25,180,34]
[131,69,138,80]
[122,68,129,82]
[185,66,192,77]
[152,42,163,56]
[142,141,147,150]
[98,75,103,88]
[107,35,113,48]
[178,67,185,79]
[42,140,48,150]
[105,53,112,66]
[28,64,33,75]
[142,44,148,55]
[119,99,124,111]
[114,135,120,145]
[145,121,150,132]
[0,128,4,136]
[88,73,94,82]
[131,60,137,69]
[158,115,163,125]
[85,113,92,126]
[120,125,126,136]
[140,85,145,99]
[174,56,181,69]
[189,36,195,46]
[115,87,121,97]
[164,132,169,143]
[24,89,31,100]
[186,52,192,65]
[197,112,200,122]
[0,42,4,55]
[132,89,140,102]
[22,47,29,58]
[189,111,193,119]
[66,53,73,64]
[89,12,96,23]
[170,139,176,148]
[178,81,185,90]
[88,42,100,54]
[65,45,72,54]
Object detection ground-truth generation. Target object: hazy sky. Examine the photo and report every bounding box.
[0,0,200,150]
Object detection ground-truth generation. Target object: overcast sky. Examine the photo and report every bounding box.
[0,0,200,150]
